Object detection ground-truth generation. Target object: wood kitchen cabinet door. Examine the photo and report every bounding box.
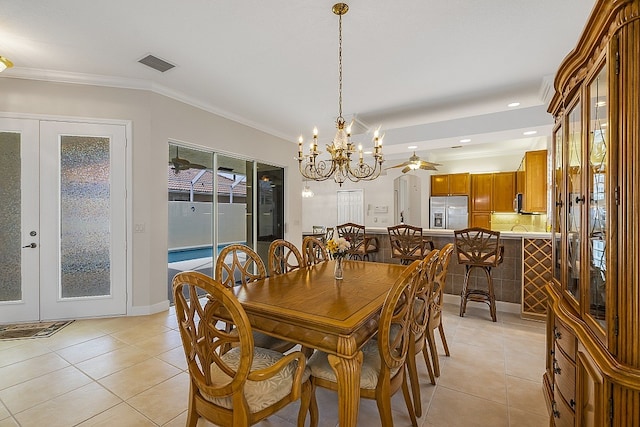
[471,212,491,228]
[524,150,548,212]
[430,175,449,196]
[449,173,470,195]
[471,173,493,212]
[493,172,516,212]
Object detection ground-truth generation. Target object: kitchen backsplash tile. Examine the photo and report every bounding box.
[491,213,547,232]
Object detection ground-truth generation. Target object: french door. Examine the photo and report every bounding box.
[0,118,127,322]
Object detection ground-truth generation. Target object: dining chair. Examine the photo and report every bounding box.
[387,224,435,265]
[172,271,312,427]
[324,227,334,243]
[268,239,304,276]
[336,222,379,261]
[215,244,295,353]
[302,236,329,266]
[425,243,454,379]
[301,259,422,427]
[216,243,267,287]
[454,227,504,322]
[406,249,439,417]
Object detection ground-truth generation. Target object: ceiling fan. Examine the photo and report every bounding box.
[386,152,441,173]
[170,147,207,174]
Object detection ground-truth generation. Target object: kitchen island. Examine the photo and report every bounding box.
[361,228,552,320]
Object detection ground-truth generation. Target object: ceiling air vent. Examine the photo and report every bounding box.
[138,54,176,73]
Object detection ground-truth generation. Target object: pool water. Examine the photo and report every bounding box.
[168,243,246,263]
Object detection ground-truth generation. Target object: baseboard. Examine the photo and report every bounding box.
[443,293,521,315]
[128,300,170,316]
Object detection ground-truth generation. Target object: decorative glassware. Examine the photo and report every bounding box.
[334,257,344,280]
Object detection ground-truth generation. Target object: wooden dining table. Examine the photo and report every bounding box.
[232,259,407,427]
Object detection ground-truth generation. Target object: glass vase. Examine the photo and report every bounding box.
[334,257,344,280]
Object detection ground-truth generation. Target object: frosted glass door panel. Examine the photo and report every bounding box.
[60,136,111,298]
[0,119,40,323]
[0,133,22,301]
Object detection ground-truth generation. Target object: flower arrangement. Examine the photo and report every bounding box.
[326,237,351,259]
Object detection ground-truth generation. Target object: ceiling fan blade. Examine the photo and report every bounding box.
[189,163,207,169]
[419,164,438,171]
[385,161,412,169]
[401,165,411,173]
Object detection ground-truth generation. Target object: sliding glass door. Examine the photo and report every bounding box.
[167,145,283,299]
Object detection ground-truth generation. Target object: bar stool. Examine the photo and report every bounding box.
[387,224,434,265]
[453,227,504,322]
[336,222,379,261]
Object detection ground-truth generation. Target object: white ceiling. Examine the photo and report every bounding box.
[0,0,596,162]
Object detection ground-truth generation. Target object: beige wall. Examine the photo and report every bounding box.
[0,77,301,313]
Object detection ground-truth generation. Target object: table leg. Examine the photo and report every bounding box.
[327,351,364,427]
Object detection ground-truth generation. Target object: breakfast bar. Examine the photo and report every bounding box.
[311,227,552,320]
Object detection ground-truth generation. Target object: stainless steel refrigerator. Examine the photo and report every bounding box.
[429,195,469,229]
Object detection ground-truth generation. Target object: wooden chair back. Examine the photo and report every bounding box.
[268,239,303,276]
[411,250,440,339]
[406,250,439,409]
[215,244,266,287]
[324,227,334,242]
[302,236,329,266]
[336,222,379,259]
[430,243,455,320]
[172,271,310,426]
[388,224,429,264]
[453,227,504,267]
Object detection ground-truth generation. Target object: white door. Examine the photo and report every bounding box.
[0,119,41,322]
[0,118,127,322]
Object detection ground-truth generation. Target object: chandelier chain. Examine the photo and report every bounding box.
[338,12,343,121]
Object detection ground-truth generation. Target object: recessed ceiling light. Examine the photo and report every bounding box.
[596,101,606,107]
[459,138,471,143]
[523,130,537,136]
[364,151,372,155]
[407,145,417,149]
[508,102,520,107]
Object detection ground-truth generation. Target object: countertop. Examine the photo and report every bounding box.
[362,227,552,239]
[303,228,551,239]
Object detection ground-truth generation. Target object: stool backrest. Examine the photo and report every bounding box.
[453,227,503,267]
[388,224,425,262]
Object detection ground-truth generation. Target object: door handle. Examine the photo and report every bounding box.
[22,243,37,248]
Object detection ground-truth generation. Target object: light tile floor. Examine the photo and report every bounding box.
[0,303,548,427]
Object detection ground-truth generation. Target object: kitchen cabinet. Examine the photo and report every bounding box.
[471,173,492,212]
[522,150,547,213]
[470,212,491,229]
[430,173,469,196]
[492,172,516,212]
[470,172,516,227]
[544,1,640,426]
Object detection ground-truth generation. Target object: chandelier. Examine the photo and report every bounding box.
[297,3,384,186]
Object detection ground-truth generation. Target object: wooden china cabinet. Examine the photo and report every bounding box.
[544,1,640,426]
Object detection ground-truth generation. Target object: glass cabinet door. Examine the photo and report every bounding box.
[586,63,608,331]
[552,124,564,285]
[567,100,583,305]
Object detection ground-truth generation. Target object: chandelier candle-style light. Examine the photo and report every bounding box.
[297,3,384,186]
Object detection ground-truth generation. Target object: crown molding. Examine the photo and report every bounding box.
[1,67,291,141]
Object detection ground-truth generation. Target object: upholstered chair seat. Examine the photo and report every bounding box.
[206,347,311,413]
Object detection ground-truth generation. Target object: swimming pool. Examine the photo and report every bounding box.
[168,243,245,263]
